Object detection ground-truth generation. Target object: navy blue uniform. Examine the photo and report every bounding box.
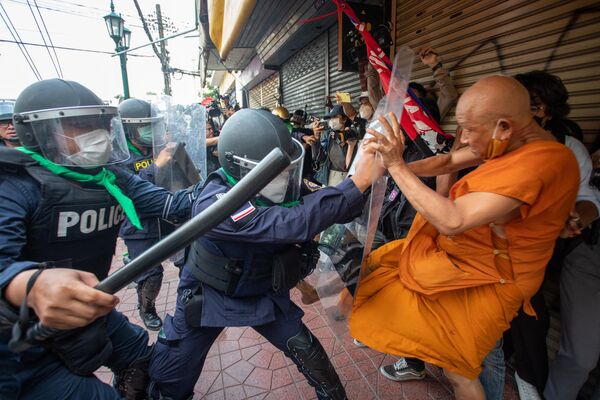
[0,155,198,399]
[149,174,366,399]
[119,150,164,284]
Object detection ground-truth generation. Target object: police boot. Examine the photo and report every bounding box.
[114,351,152,400]
[137,275,163,331]
[286,325,347,400]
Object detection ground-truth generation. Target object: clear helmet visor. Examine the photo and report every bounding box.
[22,106,129,168]
[237,138,305,204]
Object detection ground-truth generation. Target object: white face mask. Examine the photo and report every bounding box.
[359,105,374,120]
[259,170,290,203]
[328,118,344,131]
[65,129,113,167]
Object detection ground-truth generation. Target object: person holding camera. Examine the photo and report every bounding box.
[312,105,366,186]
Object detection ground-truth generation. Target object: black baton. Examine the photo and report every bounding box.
[9,148,290,352]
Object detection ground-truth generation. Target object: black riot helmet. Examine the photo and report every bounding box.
[12,79,130,167]
[218,109,305,203]
[118,98,165,148]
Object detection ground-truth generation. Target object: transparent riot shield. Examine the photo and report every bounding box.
[151,96,206,260]
[312,47,414,338]
[152,96,206,192]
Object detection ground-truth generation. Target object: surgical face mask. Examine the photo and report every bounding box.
[65,129,113,167]
[328,118,344,131]
[137,125,154,145]
[359,105,374,120]
[259,170,290,204]
[483,123,509,161]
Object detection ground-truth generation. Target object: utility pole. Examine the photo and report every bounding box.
[155,4,171,96]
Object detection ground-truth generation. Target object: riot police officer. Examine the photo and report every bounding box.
[0,79,201,399]
[118,98,166,331]
[149,109,379,400]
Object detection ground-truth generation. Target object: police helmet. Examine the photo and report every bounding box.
[271,106,290,121]
[12,79,130,167]
[0,100,15,122]
[118,98,164,148]
[218,109,305,203]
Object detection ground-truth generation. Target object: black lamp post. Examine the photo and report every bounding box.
[104,0,131,99]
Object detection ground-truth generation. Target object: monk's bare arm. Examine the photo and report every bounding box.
[388,163,524,235]
[407,147,481,177]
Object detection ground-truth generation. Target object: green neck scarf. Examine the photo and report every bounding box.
[285,121,293,134]
[17,147,143,230]
[127,140,143,156]
[218,168,300,208]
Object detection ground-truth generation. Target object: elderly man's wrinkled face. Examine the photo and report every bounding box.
[455,108,495,158]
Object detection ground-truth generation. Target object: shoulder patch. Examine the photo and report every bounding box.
[231,202,256,222]
[303,178,323,193]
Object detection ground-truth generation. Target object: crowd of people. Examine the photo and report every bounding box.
[0,45,598,400]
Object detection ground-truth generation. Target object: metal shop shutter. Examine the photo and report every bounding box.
[328,24,362,105]
[394,1,600,397]
[395,0,600,148]
[248,73,280,110]
[281,33,327,118]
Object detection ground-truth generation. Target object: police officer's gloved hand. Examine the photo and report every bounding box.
[43,316,113,376]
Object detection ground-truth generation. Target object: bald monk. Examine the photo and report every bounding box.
[350,76,580,400]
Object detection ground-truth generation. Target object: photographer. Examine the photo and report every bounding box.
[312,105,365,186]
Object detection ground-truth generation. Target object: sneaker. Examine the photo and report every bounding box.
[380,358,426,382]
[353,338,366,348]
[514,372,542,400]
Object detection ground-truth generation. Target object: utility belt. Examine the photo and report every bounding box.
[187,240,320,297]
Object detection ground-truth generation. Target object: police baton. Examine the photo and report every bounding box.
[9,148,290,352]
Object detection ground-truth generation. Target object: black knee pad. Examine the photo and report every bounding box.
[286,325,347,400]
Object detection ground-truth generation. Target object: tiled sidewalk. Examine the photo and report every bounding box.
[97,240,519,399]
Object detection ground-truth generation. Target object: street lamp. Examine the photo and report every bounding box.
[104,0,131,99]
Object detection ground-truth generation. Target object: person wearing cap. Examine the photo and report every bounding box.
[0,100,19,148]
[356,91,375,121]
[312,105,364,186]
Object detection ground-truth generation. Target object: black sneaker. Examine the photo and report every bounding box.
[380,358,426,381]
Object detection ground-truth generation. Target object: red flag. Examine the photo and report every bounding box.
[333,0,453,153]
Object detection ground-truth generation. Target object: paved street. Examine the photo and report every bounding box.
[97,239,519,399]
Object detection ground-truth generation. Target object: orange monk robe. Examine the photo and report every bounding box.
[349,141,579,379]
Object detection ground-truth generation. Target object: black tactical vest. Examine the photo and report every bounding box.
[0,148,123,279]
[119,150,160,239]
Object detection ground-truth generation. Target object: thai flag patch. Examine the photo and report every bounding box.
[231,202,256,222]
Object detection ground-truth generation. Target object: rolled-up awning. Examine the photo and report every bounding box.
[208,0,256,60]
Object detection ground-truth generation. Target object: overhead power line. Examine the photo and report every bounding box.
[33,0,63,77]
[0,38,154,57]
[26,0,62,77]
[5,0,144,28]
[0,2,42,80]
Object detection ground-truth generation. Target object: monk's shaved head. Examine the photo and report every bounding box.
[457,75,532,129]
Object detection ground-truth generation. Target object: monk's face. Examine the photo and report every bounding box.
[456,76,529,158]
[455,106,497,158]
